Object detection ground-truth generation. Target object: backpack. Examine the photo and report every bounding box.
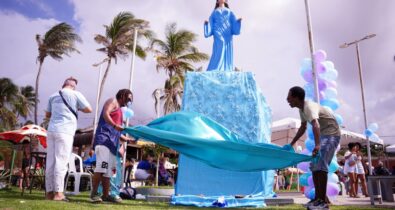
[120,186,136,200]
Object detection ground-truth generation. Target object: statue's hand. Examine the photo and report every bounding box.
[238,18,242,22]
[204,20,208,24]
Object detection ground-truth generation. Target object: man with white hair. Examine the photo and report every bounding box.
[45,77,92,201]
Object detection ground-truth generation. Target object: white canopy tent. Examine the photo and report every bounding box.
[271,118,384,148]
[385,144,395,153]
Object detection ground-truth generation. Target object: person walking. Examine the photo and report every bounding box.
[45,77,92,201]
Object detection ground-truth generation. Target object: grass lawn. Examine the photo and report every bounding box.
[0,188,390,210]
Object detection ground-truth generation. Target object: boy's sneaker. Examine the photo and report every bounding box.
[90,194,103,203]
[302,199,317,207]
[102,195,122,203]
[308,199,329,210]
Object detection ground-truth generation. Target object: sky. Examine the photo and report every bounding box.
[0,0,394,144]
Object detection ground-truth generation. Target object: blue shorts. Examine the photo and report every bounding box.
[310,135,340,172]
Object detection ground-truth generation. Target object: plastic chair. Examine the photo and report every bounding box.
[21,151,46,196]
[65,153,92,195]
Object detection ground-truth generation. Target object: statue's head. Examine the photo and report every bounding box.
[215,0,229,9]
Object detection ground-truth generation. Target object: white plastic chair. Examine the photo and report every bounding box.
[65,153,92,195]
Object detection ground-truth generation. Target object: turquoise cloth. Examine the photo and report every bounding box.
[125,111,312,172]
[204,7,241,71]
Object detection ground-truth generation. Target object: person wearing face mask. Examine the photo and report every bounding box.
[90,89,134,203]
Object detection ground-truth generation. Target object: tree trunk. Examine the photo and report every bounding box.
[98,58,112,102]
[34,60,44,124]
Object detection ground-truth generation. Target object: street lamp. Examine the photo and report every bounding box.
[304,0,320,103]
[339,34,376,177]
[91,58,109,142]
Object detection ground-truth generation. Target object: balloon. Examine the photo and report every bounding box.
[326,182,340,197]
[319,91,326,100]
[322,61,335,70]
[303,70,314,83]
[300,173,311,186]
[364,129,373,137]
[122,107,134,119]
[318,80,328,91]
[324,88,338,99]
[301,58,312,71]
[317,62,326,74]
[320,68,338,81]
[297,162,310,172]
[303,83,315,96]
[320,98,340,111]
[327,80,337,89]
[368,123,379,132]
[328,172,339,183]
[334,114,344,126]
[301,149,312,156]
[314,50,327,62]
[329,159,339,173]
[307,175,314,187]
[305,139,315,152]
[307,125,314,139]
[304,188,315,200]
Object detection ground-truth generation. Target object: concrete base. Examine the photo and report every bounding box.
[146,195,171,202]
[264,198,294,206]
[135,187,174,196]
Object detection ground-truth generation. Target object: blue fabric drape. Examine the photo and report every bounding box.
[125,112,312,172]
[205,7,241,71]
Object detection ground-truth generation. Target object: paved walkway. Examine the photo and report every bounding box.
[276,192,395,208]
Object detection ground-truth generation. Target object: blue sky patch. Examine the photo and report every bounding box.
[0,0,79,29]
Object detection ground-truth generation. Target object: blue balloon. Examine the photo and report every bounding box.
[364,129,373,137]
[305,139,315,152]
[307,188,316,200]
[328,172,339,183]
[122,107,134,119]
[320,98,339,111]
[368,123,379,132]
[334,114,344,126]
[303,83,314,95]
[324,87,338,99]
[300,173,311,186]
[328,159,339,173]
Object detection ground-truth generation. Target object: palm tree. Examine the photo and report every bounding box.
[14,85,36,119]
[150,23,209,115]
[0,78,19,131]
[34,22,82,124]
[0,78,36,131]
[94,11,152,101]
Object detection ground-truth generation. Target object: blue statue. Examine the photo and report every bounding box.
[205,0,241,71]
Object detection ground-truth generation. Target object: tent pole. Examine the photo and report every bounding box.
[9,150,16,184]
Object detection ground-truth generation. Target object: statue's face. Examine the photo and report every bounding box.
[217,0,226,4]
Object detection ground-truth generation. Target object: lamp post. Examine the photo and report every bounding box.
[128,28,139,91]
[304,0,320,103]
[92,58,109,140]
[339,33,376,177]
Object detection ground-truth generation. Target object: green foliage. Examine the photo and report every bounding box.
[94,11,152,101]
[151,23,208,115]
[0,78,35,131]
